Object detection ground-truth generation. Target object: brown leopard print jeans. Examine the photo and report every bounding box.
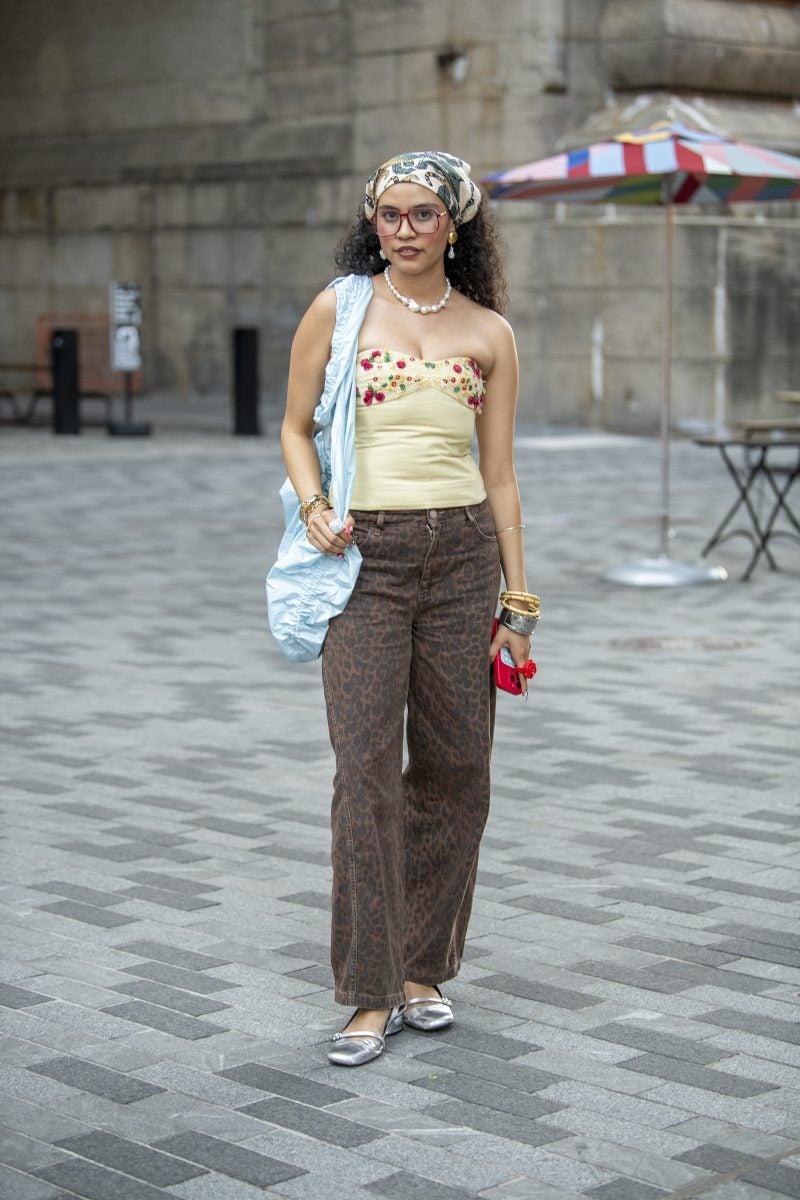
[321,500,501,1008]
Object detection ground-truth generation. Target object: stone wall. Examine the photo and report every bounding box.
[0,0,798,430]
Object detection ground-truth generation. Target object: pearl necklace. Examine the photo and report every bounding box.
[384,266,451,315]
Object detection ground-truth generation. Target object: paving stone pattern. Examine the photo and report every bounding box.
[1,427,799,1199]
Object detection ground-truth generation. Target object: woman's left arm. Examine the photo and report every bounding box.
[476,317,532,677]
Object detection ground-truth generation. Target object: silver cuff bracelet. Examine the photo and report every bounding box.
[498,607,539,636]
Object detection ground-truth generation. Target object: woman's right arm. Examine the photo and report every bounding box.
[280,288,352,557]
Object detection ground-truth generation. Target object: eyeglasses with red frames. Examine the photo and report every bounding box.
[372,205,449,237]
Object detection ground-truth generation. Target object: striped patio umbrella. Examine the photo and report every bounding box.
[482,120,800,206]
[482,121,800,586]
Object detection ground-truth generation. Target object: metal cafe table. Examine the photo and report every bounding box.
[693,420,800,581]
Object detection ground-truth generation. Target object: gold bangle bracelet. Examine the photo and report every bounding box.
[500,591,540,611]
[501,590,540,602]
[300,499,331,528]
[502,603,540,618]
[495,524,526,534]
[300,492,330,515]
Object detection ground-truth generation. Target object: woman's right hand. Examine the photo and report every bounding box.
[306,509,354,558]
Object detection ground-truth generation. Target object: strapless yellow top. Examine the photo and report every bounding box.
[350,348,487,510]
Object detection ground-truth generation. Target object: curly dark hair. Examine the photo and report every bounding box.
[334,199,508,314]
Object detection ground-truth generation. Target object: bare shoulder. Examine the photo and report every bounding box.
[300,285,337,332]
[457,296,516,373]
[481,308,516,354]
[292,285,338,355]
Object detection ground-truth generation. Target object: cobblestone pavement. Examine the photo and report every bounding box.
[1,425,799,1200]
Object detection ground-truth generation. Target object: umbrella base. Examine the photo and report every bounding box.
[603,555,728,588]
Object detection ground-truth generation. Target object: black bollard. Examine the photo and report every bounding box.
[233,327,260,435]
[51,329,80,435]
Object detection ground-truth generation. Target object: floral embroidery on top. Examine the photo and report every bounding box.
[355,349,484,412]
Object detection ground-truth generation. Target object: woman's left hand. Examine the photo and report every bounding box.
[489,626,533,695]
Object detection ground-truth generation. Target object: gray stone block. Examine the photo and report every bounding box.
[35,901,138,929]
[554,1133,707,1191]
[535,1081,692,1129]
[364,1169,484,1199]
[586,1022,727,1065]
[507,856,604,879]
[124,871,221,895]
[218,1062,354,1106]
[0,1162,68,1200]
[409,1044,559,1094]
[28,1057,165,1104]
[642,1082,790,1132]
[584,1181,669,1200]
[709,923,800,952]
[280,892,331,910]
[53,1130,206,1185]
[409,1069,566,1120]
[130,1061,264,1107]
[696,1008,800,1046]
[619,1052,778,1097]
[103,823,189,846]
[709,937,800,970]
[115,940,231,970]
[54,841,162,863]
[169,1173,302,1199]
[740,1163,800,1197]
[0,983,54,1010]
[471,973,604,1010]
[185,817,274,838]
[154,1131,307,1186]
[615,935,738,966]
[100,1001,228,1040]
[599,887,717,914]
[475,1178,585,1200]
[690,876,800,902]
[46,802,120,820]
[30,882,130,908]
[34,1157,170,1199]
[115,885,219,911]
[420,1099,569,1148]
[4,998,141,1042]
[118,961,239,994]
[675,1143,765,1172]
[110,978,232,1016]
[502,896,621,925]
[236,1098,385,1147]
[0,1127,67,1172]
[431,1023,536,1059]
[567,960,697,994]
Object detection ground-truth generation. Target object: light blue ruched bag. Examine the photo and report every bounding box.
[266,274,374,662]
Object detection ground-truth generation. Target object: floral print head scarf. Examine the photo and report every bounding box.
[364,150,481,226]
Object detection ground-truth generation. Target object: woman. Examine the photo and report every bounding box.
[279,151,537,1066]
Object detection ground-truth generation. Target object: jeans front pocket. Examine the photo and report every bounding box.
[465,504,497,543]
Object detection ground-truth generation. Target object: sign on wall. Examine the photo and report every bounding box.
[109,282,142,372]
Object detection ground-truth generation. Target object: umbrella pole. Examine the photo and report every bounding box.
[658,197,674,557]
[602,184,727,587]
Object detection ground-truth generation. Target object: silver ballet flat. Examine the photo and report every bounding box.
[403,985,453,1031]
[327,1005,405,1067]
